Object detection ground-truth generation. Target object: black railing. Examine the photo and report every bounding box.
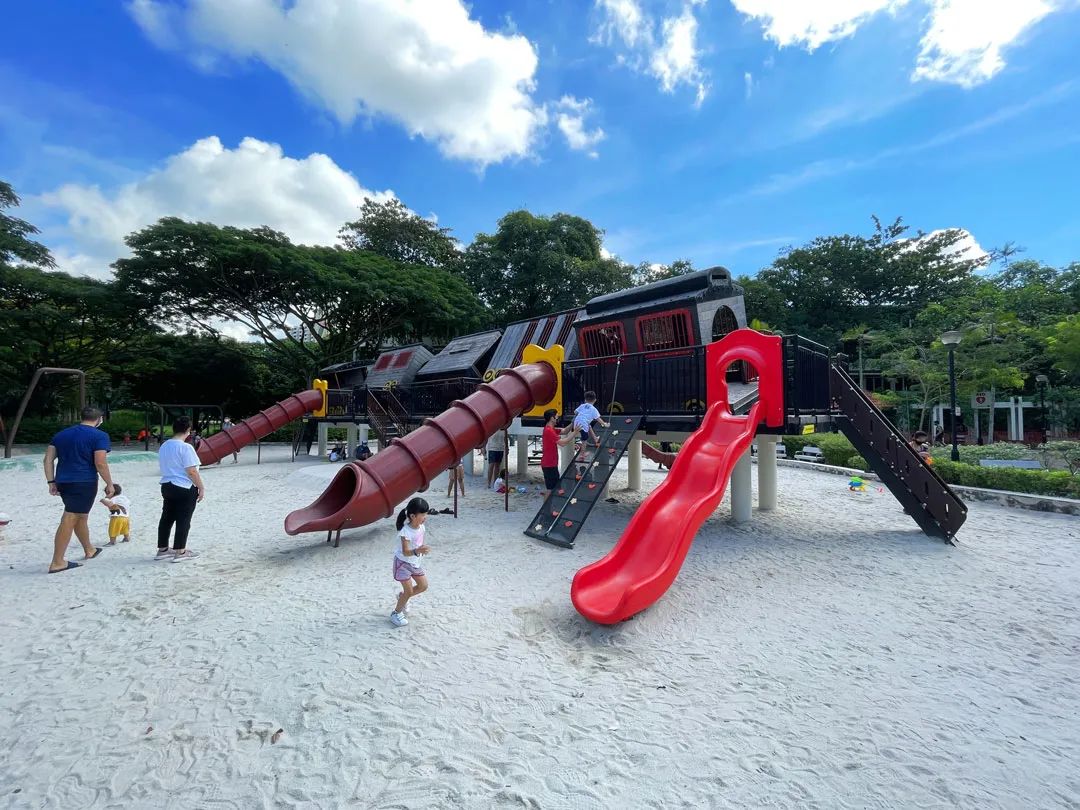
[781,335,832,422]
[325,388,364,419]
[561,347,707,420]
[399,377,482,418]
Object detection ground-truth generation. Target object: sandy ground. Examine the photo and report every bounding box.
[1,445,1078,809]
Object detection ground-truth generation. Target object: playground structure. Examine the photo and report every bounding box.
[136,267,967,624]
[4,367,86,458]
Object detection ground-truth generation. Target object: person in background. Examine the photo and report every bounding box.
[43,406,114,573]
[217,416,238,465]
[447,459,465,499]
[157,416,205,562]
[486,429,507,489]
[356,441,372,461]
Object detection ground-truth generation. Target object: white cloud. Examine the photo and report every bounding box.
[129,0,547,165]
[730,0,1066,87]
[913,0,1060,87]
[743,71,754,99]
[919,228,988,262]
[553,97,606,157]
[592,0,709,103]
[729,0,904,50]
[40,136,394,278]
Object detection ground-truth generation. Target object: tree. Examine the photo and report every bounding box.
[339,198,461,270]
[462,210,635,323]
[752,217,985,346]
[0,180,54,268]
[113,218,485,383]
[1047,315,1080,384]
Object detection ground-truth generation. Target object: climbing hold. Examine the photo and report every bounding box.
[570,498,578,505]
[564,520,573,527]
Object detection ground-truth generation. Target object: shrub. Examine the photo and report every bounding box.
[782,432,856,466]
[846,454,869,471]
[932,459,1080,499]
[930,443,1038,465]
[1036,441,1080,475]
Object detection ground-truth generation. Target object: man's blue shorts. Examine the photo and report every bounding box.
[56,481,97,514]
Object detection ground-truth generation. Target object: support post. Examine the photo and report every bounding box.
[731,447,752,523]
[628,436,642,491]
[756,435,777,511]
[516,433,529,479]
[317,422,328,458]
[346,424,358,457]
[358,424,369,456]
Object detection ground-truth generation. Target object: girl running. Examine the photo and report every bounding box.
[390,497,430,627]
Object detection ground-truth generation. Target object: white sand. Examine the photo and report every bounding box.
[1,446,1078,809]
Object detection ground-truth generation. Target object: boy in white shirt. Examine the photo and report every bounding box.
[569,390,608,447]
[99,483,132,544]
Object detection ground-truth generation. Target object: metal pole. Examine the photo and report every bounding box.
[1040,384,1047,444]
[858,338,865,391]
[949,347,960,462]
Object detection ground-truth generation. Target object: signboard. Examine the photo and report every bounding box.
[801,424,816,435]
[974,392,988,406]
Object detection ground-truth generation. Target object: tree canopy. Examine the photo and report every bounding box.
[339,198,461,270]
[462,210,635,323]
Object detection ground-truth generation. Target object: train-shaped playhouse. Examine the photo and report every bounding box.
[196,268,967,623]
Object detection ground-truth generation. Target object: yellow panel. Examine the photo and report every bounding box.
[312,378,328,417]
[520,343,564,418]
[801,424,815,435]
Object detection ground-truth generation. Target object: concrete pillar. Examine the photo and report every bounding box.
[560,438,574,472]
[516,433,529,479]
[317,422,328,457]
[1015,398,1024,441]
[628,436,642,491]
[358,424,369,455]
[346,424,358,455]
[730,448,752,523]
[756,435,777,511]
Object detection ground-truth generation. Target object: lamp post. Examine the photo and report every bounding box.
[941,330,963,462]
[1036,374,1049,445]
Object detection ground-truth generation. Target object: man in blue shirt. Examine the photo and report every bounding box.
[43,406,115,573]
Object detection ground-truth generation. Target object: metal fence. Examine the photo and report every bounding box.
[561,347,707,418]
[782,335,832,421]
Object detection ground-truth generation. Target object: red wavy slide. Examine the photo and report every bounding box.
[571,329,783,624]
[284,361,557,536]
[197,389,324,466]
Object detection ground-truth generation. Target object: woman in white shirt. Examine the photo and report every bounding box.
[156,416,206,562]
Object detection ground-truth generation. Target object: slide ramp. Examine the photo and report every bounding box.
[571,329,784,624]
[284,361,557,536]
[197,389,324,466]
[571,401,763,624]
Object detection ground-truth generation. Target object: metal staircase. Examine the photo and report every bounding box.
[524,416,644,548]
[830,364,967,543]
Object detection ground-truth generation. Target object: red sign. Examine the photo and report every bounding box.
[975,394,987,406]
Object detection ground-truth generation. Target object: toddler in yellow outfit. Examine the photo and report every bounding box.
[99,483,132,544]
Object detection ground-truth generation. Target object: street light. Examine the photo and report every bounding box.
[941,330,963,461]
[1036,374,1049,445]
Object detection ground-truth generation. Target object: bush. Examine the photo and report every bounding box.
[782,432,856,466]
[846,454,869,471]
[1036,441,1080,475]
[930,443,1039,465]
[932,459,1080,499]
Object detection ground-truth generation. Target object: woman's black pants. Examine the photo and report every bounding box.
[158,483,198,551]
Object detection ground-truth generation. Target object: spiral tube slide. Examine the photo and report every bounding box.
[196,389,325,466]
[284,361,558,536]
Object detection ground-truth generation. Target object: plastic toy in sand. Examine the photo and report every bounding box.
[848,477,867,492]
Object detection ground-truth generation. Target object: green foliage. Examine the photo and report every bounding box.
[462,210,635,323]
[846,454,870,471]
[0,180,55,268]
[753,216,985,345]
[1036,441,1080,475]
[1046,315,1080,384]
[781,433,856,466]
[931,460,1080,499]
[113,218,485,382]
[929,443,1037,464]
[339,198,461,270]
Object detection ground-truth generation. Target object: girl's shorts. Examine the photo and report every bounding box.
[394,557,425,581]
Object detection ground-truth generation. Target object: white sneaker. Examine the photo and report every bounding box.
[171,550,200,563]
[389,611,409,627]
[155,549,174,561]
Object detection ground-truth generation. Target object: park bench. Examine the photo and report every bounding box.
[793,446,824,463]
[977,459,1042,469]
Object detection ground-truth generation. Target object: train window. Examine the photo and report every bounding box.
[392,350,413,368]
[373,354,392,370]
[711,306,738,340]
[637,310,692,351]
[580,322,627,357]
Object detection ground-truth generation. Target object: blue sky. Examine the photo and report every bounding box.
[3,0,1079,282]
